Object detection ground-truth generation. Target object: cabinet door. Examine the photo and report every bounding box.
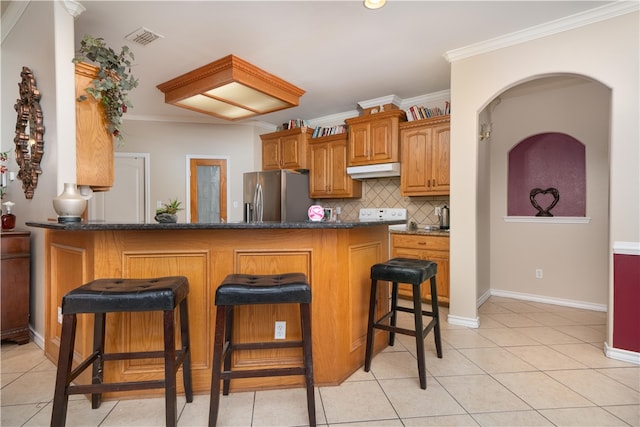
[309,142,329,197]
[370,118,395,163]
[262,137,281,170]
[425,251,450,303]
[430,124,450,193]
[75,63,114,191]
[328,138,351,196]
[348,122,370,165]
[400,127,432,195]
[280,134,305,169]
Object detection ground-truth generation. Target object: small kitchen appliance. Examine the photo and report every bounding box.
[439,205,450,230]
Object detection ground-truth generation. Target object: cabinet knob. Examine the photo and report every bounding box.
[418,241,426,245]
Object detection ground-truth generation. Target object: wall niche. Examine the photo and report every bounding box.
[507,132,586,217]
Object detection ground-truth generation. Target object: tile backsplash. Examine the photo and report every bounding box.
[314,177,449,226]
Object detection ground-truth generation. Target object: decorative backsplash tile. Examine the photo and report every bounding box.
[314,177,449,226]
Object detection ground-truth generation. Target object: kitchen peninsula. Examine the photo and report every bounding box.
[27,219,404,398]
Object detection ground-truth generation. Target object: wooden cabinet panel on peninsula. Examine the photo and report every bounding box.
[391,233,450,306]
[309,133,362,198]
[345,109,406,166]
[261,127,311,170]
[400,116,450,196]
[1,231,31,344]
[75,62,114,191]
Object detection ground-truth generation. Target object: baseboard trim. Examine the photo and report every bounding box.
[30,327,45,350]
[447,314,480,329]
[605,341,640,365]
[488,289,607,312]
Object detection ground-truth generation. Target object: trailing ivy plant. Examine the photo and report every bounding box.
[72,34,138,141]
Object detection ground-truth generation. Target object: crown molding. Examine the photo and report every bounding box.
[444,1,640,63]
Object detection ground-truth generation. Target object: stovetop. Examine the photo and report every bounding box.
[359,208,407,221]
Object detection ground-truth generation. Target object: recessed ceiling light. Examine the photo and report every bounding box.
[364,0,386,10]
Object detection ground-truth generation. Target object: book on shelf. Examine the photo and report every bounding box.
[311,124,347,138]
[404,102,451,122]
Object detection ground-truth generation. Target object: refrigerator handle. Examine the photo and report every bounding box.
[255,183,263,223]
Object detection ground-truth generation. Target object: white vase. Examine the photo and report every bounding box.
[53,183,87,223]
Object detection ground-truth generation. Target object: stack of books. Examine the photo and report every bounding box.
[404,102,451,121]
[311,124,347,138]
[282,119,311,130]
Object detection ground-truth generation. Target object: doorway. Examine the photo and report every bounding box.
[88,153,150,223]
[187,156,228,223]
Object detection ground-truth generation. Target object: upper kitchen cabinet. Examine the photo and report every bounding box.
[75,62,114,191]
[308,133,362,198]
[261,127,312,170]
[345,109,406,166]
[400,116,450,196]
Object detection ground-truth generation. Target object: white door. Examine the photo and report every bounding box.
[89,153,149,223]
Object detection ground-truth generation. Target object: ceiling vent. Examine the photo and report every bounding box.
[124,27,163,46]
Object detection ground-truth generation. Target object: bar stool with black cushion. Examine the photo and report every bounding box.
[364,258,443,389]
[209,273,315,427]
[50,276,193,427]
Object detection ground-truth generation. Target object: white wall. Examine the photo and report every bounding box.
[1,1,76,345]
[116,120,260,223]
[449,11,639,347]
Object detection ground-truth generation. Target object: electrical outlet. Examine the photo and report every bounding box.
[435,206,442,216]
[57,306,63,324]
[274,321,286,339]
[535,269,543,279]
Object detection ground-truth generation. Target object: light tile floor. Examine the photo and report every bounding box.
[1,296,638,426]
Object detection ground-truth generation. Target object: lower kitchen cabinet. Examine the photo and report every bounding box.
[1,230,31,344]
[391,233,450,306]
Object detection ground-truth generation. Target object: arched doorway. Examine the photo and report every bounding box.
[478,74,610,310]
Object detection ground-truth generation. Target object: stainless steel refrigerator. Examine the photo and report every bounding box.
[243,170,312,222]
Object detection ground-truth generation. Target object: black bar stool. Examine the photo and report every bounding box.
[364,258,443,389]
[51,276,193,427]
[209,273,315,427]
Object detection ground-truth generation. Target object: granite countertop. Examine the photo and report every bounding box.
[26,219,406,231]
[389,224,450,237]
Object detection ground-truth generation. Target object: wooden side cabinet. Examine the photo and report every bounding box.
[345,109,406,166]
[391,233,450,306]
[1,230,31,344]
[400,116,450,196]
[75,62,114,192]
[261,127,312,170]
[308,133,362,198]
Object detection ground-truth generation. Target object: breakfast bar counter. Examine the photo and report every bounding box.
[27,219,403,398]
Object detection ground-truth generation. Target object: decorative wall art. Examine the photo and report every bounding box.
[14,67,45,199]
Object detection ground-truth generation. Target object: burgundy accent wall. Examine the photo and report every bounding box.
[613,253,640,353]
[508,133,586,216]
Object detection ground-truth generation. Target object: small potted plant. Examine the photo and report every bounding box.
[155,199,182,223]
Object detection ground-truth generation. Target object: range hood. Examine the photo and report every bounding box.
[347,162,401,179]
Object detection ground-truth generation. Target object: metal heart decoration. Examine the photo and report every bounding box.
[529,187,560,217]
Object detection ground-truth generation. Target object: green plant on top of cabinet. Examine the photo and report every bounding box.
[400,115,450,196]
[261,127,312,170]
[345,109,406,166]
[308,133,362,198]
